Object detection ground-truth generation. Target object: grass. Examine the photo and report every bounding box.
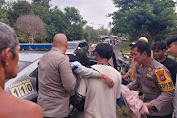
[121,41,131,53]
[116,105,132,118]
[167,55,177,61]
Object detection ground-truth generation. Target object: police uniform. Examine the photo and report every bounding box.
[128,59,174,117]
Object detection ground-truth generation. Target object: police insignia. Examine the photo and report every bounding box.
[156,69,166,81]
[148,67,152,72]
[155,68,175,92]
[146,74,152,78]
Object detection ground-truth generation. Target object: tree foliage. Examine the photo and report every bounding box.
[0,0,108,43]
[32,0,51,8]
[83,26,109,43]
[15,15,48,43]
[111,0,176,43]
[64,7,87,26]
[2,0,88,43]
[64,7,87,41]
[0,0,8,24]
[7,1,32,26]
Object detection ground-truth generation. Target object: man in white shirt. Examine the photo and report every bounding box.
[167,35,177,118]
[73,43,122,118]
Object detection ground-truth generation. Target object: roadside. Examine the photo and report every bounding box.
[116,41,132,118]
[117,106,132,118]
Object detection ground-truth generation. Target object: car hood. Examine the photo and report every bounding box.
[66,49,75,55]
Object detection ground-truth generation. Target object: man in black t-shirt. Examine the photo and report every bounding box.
[152,42,177,86]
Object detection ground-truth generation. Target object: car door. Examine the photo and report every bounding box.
[5,60,39,102]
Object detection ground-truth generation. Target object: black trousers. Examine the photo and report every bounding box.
[147,114,172,118]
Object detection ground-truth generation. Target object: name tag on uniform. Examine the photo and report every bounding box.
[146,74,152,78]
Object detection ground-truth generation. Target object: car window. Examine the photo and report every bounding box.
[68,43,77,49]
[18,61,32,72]
[29,68,38,78]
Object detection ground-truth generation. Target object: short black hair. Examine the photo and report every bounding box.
[74,49,90,66]
[132,40,151,57]
[167,35,177,46]
[151,42,167,50]
[95,43,113,59]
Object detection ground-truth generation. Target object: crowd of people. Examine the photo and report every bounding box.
[1,21,177,118]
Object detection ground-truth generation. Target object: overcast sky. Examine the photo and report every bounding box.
[7,0,117,29]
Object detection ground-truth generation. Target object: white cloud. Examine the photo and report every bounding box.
[6,0,117,29]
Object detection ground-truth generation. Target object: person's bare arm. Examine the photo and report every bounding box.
[71,61,114,87]
[32,104,43,118]
[98,73,114,87]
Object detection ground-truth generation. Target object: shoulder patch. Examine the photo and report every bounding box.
[155,68,175,92]
[72,64,79,71]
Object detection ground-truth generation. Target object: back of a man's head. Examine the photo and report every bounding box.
[167,35,177,46]
[52,33,67,47]
[95,43,113,59]
[152,42,167,51]
[74,49,91,66]
[0,22,18,56]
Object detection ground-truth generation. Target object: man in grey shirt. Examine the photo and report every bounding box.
[37,34,76,118]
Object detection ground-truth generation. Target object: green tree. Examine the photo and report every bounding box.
[64,7,87,26]
[84,26,99,42]
[32,0,51,8]
[2,0,87,43]
[96,26,109,36]
[66,24,84,41]
[111,0,176,43]
[0,0,8,24]
[83,31,91,43]
[7,0,32,26]
[64,7,87,41]
[46,6,69,42]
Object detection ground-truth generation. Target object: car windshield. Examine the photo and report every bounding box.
[18,61,32,72]
[68,43,77,49]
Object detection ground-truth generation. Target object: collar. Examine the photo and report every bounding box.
[51,47,65,54]
[144,59,157,72]
[97,63,110,66]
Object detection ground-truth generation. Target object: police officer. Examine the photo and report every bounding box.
[128,40,174,118]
